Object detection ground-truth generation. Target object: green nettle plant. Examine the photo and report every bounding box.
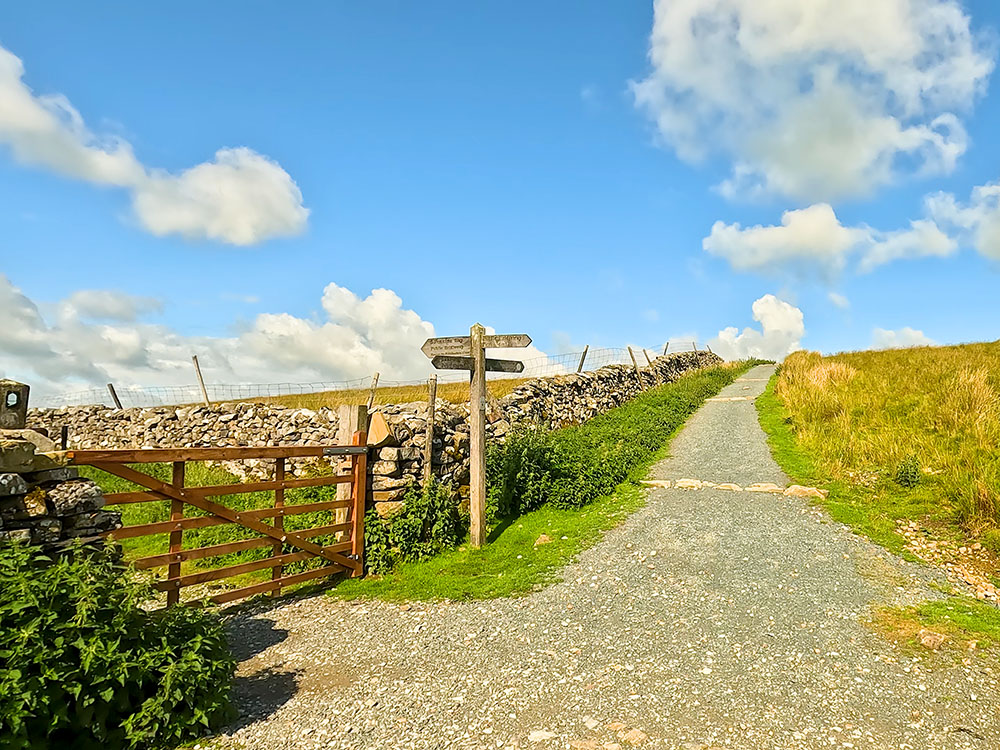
[895,454,923,488]
[364,479,466,574]
[0,541,236,750]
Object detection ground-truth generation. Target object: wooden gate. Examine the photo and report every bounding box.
[66,432,367,606]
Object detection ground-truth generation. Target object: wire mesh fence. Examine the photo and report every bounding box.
[35,341,705,409]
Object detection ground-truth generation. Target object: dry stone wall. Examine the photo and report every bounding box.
[28,351,721,516]
[0,429,121,546]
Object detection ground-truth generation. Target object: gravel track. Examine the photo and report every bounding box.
[212,365,999,750]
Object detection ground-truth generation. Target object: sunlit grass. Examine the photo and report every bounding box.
[763,343,1000,551]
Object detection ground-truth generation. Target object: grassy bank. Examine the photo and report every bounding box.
[758,344,1000,552]
[331,361,755,601]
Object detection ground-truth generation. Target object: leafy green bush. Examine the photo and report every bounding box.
[0,541,235,750]
[365,479,466,574]
[487,365,744,519]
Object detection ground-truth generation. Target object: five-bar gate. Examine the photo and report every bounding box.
[66,433,367,606]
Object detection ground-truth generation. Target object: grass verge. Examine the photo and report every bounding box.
[756,375,918,555]
[875,596,1000,654]
[330,482,645,601]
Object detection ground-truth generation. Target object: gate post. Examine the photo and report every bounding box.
[350,430,368,576]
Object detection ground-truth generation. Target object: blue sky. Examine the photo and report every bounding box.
[1,1,999,395]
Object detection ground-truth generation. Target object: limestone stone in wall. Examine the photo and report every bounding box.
[0,433,121,546]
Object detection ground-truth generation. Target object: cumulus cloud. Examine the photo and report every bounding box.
[703,204,867,277]
[0,275,435,397]
[872,327,936,349]
[708,294,804,361]
[926,181,1000,260]
[631,0,994,202]
[704,203,958,277]
[0,45,307,245]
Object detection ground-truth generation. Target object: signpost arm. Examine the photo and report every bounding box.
[469,323,487,548]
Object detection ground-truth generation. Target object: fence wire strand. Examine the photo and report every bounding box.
[36,342,704,409]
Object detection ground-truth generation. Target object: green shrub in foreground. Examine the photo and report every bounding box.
[487,364,745,520]
[0,542,235,750]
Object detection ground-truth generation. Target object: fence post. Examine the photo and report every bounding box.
[192,356,211,406]
[469,323,487,548]
[166,461,185,607]
[642,349,654,366]
[627,346,643,385]
[366,372,380,410]
[576,345,589,373]
[107,383,123,410]
[350,430,368,576]
[693,342,699,352]
[663,342,669,355]
[337,405,369,537]
[271,457,285,595]
[424,375,437,484]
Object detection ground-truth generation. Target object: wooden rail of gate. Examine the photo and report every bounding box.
[65,433,367,606]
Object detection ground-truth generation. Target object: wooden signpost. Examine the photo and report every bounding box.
[422,325,531,548]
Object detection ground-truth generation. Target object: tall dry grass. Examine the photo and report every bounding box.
[776,342,1000,535]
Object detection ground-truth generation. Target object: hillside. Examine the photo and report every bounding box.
[759,341,1000,587]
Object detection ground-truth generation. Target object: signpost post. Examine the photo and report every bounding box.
[422,325,531,548]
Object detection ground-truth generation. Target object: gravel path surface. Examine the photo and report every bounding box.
[212,365,999,750]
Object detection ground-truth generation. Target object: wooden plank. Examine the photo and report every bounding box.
[424,375,437,483]
[107,500,352,540]
[421,336,471,357]
[155,541,354,591]
[350,431,367,575]
[422,334,531,358]
[167,461,185,607]
[155,550,315,591]
[207,564,344,605]
[67,445,365,463]
[576,345,589,373]
[431,356,524,373]
[187,473,352,498]
[108,514,227,539]
[272,457,285,593]
[133,522,352,570]
[102,473,349,504]
[92,462,348,565]
[469,323,487,548]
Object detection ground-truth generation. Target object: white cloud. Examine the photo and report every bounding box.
[631,0,993,202]
[703,204,867,277]
[828,292,850,309]
[927,181,1000,260]
[708,294,804,361]
[0,275,435,397]
[872,326,936,349]
[62,290,162,322]
[0,45,307,245]
[704,203,958,277]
